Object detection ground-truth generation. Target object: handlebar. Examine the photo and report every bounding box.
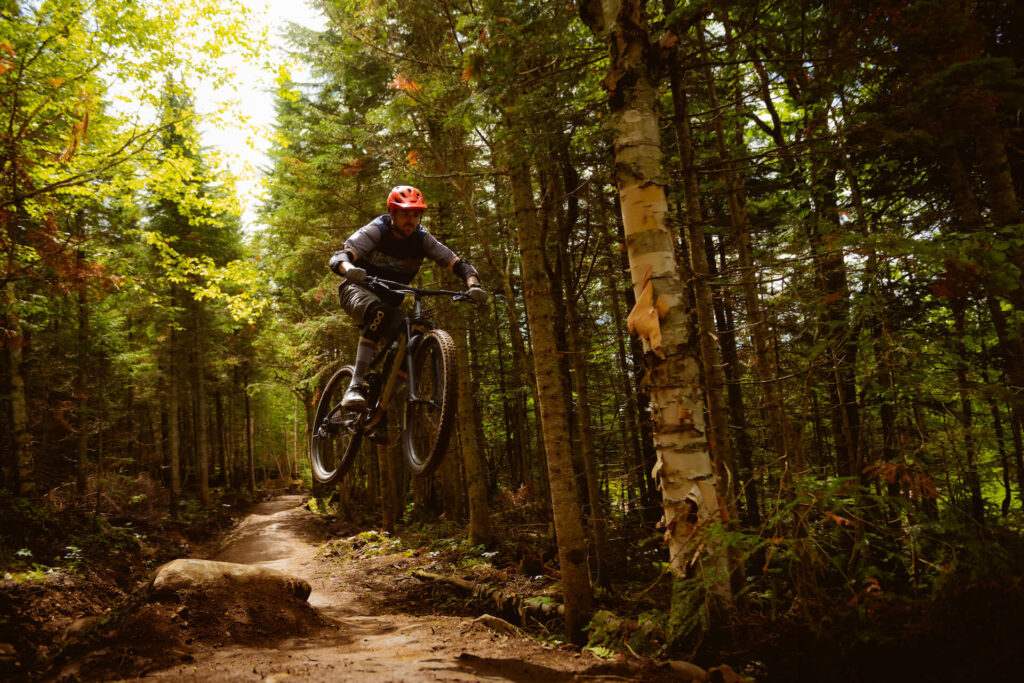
[366,276,473,302]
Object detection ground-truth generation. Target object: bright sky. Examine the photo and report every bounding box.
[193,0,328,232]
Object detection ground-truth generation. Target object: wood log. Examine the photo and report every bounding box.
[411,569,565,625]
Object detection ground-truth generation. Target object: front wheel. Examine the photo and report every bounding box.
[310,366,363,485]
[402,329,457,476]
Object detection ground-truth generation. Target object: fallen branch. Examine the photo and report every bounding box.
[411,568,564,625]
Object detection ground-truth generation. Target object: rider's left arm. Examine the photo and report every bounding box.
[422,232,480,287]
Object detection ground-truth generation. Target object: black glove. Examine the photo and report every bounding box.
[328,251,347,275]
[345,266,367,284]
[468,284,488,304]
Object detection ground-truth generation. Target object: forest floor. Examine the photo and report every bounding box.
[6,487,1024,681]
[24,493,698,682]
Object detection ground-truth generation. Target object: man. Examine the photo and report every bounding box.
[329,185,487,417]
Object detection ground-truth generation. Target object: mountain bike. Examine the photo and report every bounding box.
[309,277,474,485]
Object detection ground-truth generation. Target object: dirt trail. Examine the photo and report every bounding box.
[122,494,661,682]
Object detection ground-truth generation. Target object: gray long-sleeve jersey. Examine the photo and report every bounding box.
[330,215,479,285]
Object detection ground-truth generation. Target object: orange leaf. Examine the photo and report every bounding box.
[407,149,420,166]
[826,511,854,528]
[0,41,14,57]
[389,73,422,94]
[339,158,366,177]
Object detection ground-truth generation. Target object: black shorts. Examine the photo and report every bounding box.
[337,281,403,325]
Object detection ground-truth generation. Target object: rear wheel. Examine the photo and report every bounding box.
[310,366,363,485]
[402,329,457,476]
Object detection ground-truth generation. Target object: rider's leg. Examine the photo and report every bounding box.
[341,336,376,410]
[339,283,384,408]
[351,336,376,384]
[341,301,402,409]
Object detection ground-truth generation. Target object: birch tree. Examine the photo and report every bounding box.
[579,0,733,604]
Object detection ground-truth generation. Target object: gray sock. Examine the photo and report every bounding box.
[350,338,377,387]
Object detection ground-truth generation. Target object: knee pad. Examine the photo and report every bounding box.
[362,302,402,343]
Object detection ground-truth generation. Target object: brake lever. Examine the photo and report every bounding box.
[451,292,473,303]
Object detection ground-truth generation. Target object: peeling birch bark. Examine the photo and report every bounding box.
[580,0,732,602]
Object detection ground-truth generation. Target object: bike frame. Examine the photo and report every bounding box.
[327,277,467,435]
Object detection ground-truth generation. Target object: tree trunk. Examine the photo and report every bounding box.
[291,398,298,479]
[229,368,239,489]
[943,143,1024,513]
[468,318,493,491]
[952,299,984,522]
[567,280,610,586]
[452,315,492,545]
[4,283,33,496]
[244,368,255,493]
[150,404,164,482]
[614,206,661,525]
[215,390,227,486]
[75,246,90,494]
[667,20,737,516]
[984,351,1012,516]
[94,378,105,516]
[608,276,648,519]
[191,298,210,506]
[508,161,592,641]
[703,19,802,478]
[377,438,396,534]
[710,235,758,525]
[168,330,182,517]
[439,435,463,522]
[580,0,733,607]
[450,164,540,495]
[491,301,522,487]
[975,131,1024,458]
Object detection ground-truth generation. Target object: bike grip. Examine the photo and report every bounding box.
[345,266,367,284]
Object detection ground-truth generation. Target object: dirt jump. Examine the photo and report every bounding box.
[54,494,692,682]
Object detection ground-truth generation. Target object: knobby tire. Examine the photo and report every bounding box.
[309,366,363,485]
[403,329,457,476]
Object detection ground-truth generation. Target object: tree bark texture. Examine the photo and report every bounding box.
[452,315,493,545]
[509,161,593,640]
[191,298,210,506]
[579,0,732,603]
[7,294,33,496]
[168,329,181,518]
[244,367,255,493]
[667,20,736,518]
[76,247,90,494]
[377,439,396,534]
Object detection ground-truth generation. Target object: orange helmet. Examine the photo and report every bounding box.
[387,185,427,211]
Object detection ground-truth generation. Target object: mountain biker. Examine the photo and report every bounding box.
[329,185,487,426]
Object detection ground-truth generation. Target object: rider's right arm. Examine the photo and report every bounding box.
[329,249,355,275]
[329,250,367,283]
[330,219,386,276]
[343,218,386,261]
